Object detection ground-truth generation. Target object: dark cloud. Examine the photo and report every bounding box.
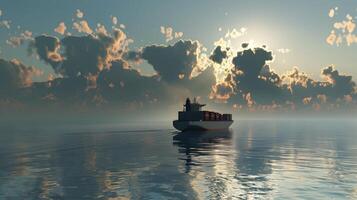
[321,66,355,99]
[60,35,111,77]
[228,46,288,105]
[282,66,356,106]
[32,29,128,78]
[217,45,357,109]
[210,46,227,64]
[241,43,249,48]
[141,40,202,83]
[31,35,62,70]
[0,58,42,94]
[124,51,142,63]
[97,60,165,105]
[232,47,273,79]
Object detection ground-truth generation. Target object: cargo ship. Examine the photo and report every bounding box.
[173,98,233,131]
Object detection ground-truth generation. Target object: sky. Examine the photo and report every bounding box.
[0,0,356,115]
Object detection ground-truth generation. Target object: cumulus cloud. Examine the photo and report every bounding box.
[96,60,165,105]
[60,34,114,76]
[0,9,11,29]
[6,31,33,47]
[73,20,93,34]
[141,40,205,82]
[76,9,84,18]
[54,22,67,35]
[112,16,118,25]
[280,65,356,109]
[277,48,291,54]
[95,23,108,36]
[206,43,357,110]
[328,8,336,18]
[30,35,63,69]
[31,27,131,79]
[22,30,33,39]
[228,46,287,105]
[7,37,25,47]
[326,13,357,46]
[0,20,10,29]
[160,26,183,42]
[210,75,235,102]
[232,46,273,79]
[210,46,228,64]
[225,27,247,39]
[0,58,42,94]
[321,65,355,99]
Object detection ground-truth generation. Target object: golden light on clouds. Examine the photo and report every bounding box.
[326,9,357,46]
[54,22,67,35]
[160,26,183,42]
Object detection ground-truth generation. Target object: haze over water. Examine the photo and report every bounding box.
[0,119,357,199]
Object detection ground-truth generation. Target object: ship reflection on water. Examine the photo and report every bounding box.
[173,130,232,173]
[172,129,274,199]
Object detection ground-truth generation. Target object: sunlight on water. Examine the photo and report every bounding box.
[0,119,356,199]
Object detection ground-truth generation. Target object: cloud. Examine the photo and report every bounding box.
[210,46,227,64]
[30,35,63,69]
[321,65,355,99]
[160,26,183,42]
[124,51,142,63]
[326,13,357,46]
[6,31,33,47]
[32,28,130,78]
[277,48,291,54]
[0,58,42,94]
[224,28,247,39]
[326,31,337,45]
[96,60,165,105]
[328,8,335,18]
[0,20,10,29]
[76,9,84,19]
[54,22,67,35]
[95,23,108,36]
[73,20,93,34]
[60,34,112,76]
[7,37,25,47]
[112,16,118,25]
[0,9,10,29]
[241,43,249,48]
[232,46,273,80]
[206,43,357,109]
[22,30,33,39]
[210,76,235,102]
[141,40,206,83]
[281,65,356,108]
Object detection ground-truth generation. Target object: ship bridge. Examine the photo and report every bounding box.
[183,97,205,112]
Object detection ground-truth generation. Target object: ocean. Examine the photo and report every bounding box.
[0,119,356,199]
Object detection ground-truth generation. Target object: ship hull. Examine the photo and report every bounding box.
[173,120,233,131]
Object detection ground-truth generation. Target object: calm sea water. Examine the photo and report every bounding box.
[0,119,357,199]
